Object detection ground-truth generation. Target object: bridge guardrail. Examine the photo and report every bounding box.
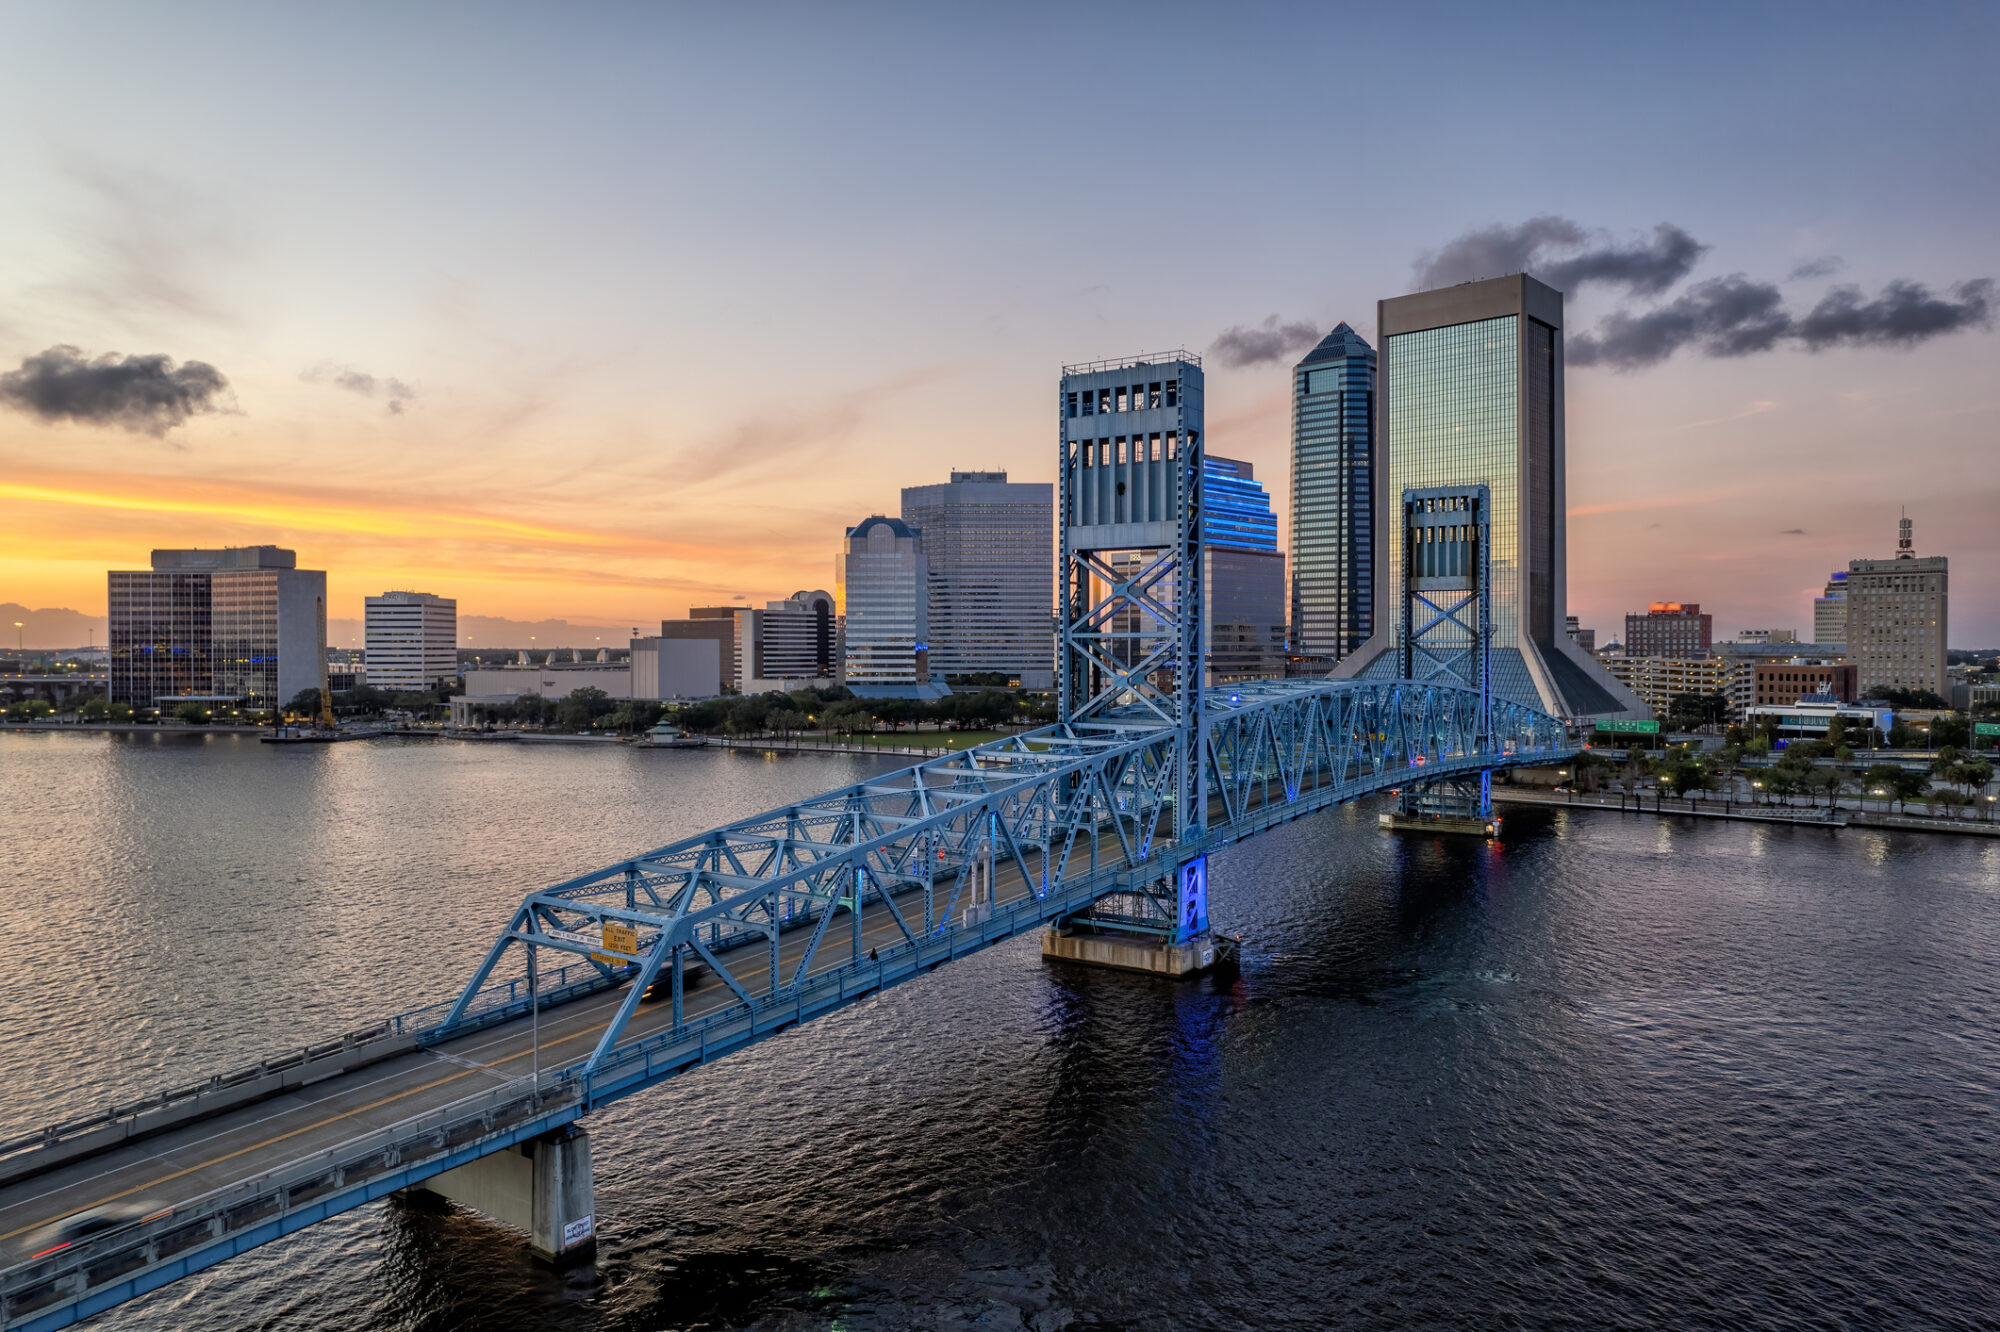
[0,1073,581,1325]
[0,957,612,1187]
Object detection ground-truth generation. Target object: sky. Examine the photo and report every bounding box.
[1,1,1995,648]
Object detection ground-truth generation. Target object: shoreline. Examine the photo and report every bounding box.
[1499,788,2000,838]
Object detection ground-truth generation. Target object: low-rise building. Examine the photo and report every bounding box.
[1753,659,1857,707]
[1600,653,1739,720]
[1742,692,1892,739]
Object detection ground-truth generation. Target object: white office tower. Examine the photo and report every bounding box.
[364,591,458,691]
[838,516,941,697]
[900,471,1054,688]
[1813,571,1848,646]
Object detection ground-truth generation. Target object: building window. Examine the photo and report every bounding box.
[1081,391,1094,416]
[1149,382,1162,409]
[1067,392,1078,418]
[1165,381,1178,408]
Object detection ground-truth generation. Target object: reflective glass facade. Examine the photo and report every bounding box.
[1202,456,1284,681]
[1384,315,1522,643]
[107,572,211,705]
[211,570,284,703]
[1289,324,1374,661]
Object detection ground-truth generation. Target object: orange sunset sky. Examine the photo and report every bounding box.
[3,7,1995,648]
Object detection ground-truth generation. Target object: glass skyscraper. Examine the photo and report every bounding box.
[108,546,326,710]
[1203,455,1284,683]
[1289,322,1375,663]
[1334,275,1641,719]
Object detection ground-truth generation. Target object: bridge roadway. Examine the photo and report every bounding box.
[0,786,1166,1268]
[1,680,1571,1330]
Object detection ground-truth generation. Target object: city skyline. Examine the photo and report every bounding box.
[1,5,1996,645]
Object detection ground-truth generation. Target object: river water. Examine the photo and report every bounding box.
[2,731,1997,1331]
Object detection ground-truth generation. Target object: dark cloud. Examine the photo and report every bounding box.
[1570,275,1993,370]
[1779,528,1806,535]
[1787,256,1844,281]
[0,344,229,435]
[1209,315,1322,368]
[304,362,415,414]
[1414,217,1706,295]
[1569,275,1790,369]
[1795,279,1993,350]
[1540,224,1706,297]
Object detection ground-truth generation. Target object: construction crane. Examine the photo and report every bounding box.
[315,596,337,729]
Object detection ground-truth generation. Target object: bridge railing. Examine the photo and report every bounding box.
[0,1073,580,1325]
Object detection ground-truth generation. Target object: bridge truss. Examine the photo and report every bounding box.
[432,675,1571,1099]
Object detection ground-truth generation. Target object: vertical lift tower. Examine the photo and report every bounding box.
[1042,353,1225,976]
[1379,484,1499,836]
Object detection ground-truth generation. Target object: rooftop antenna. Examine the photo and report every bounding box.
[1896,506,1914,560]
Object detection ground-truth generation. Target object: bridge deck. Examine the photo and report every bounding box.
[3,679,1571,1331]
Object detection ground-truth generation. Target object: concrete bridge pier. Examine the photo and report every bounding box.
[415,1124,596,1264]
[1379,772,1500,838]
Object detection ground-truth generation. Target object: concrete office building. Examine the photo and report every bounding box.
[628,636,725,700]
[1289,323,1376,663]
[364,591,457,691]
[1734,628,1797,646]
[901,471,1053,687]
[1846,513,1949,698]
[669,592,836,694]
[1334,274,1642,718]
[1624,602,1713,657]
[838,516,938,696]
[1204,455,1286,683]
[1564,615,1596,655]
[109,546,326,710]
[1813,571,1849,646]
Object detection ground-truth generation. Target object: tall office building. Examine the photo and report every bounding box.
[1813,571,1849,646]
[1204,455,1286,683]
[109,546,325,709]
[900,471,1054,687]
[364,591,457,691]
[838,516,935,695]
[1845,513,1948,697]
[1624,602,1713,657]
[1333,274,1642,718]
[1289,323,1376,663]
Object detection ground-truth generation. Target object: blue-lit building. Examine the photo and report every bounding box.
[1203,455,1285,684]
[1289,322,1376,665]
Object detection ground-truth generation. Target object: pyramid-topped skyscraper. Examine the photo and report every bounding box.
[1290,322,1378,662]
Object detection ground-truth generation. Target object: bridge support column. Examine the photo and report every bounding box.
[415,1125,596,1264]
[1040,925,1231,977]
[1379,772,1500,838]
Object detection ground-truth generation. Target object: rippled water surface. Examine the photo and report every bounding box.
[3,731,1998,1330]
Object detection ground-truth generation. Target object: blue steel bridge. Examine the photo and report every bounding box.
[0,353,1578,1331]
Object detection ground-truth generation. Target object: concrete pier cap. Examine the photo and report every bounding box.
[416,1124,596,1264]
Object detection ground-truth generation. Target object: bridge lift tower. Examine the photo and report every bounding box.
[1381,484,1500,837]
[1043,351,1225,976]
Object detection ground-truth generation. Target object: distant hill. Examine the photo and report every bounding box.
[327,614,649,649]
[0,604,108,650]
[3,603,650,652]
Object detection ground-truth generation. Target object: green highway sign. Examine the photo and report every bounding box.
[1976,722,2000,737]
[1594,718,1662,734]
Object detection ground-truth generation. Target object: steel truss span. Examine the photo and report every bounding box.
[440,675,1569,1094]
[0,677,1569,1332]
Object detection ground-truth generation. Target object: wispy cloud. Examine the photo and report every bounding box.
[302,362,416,414]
